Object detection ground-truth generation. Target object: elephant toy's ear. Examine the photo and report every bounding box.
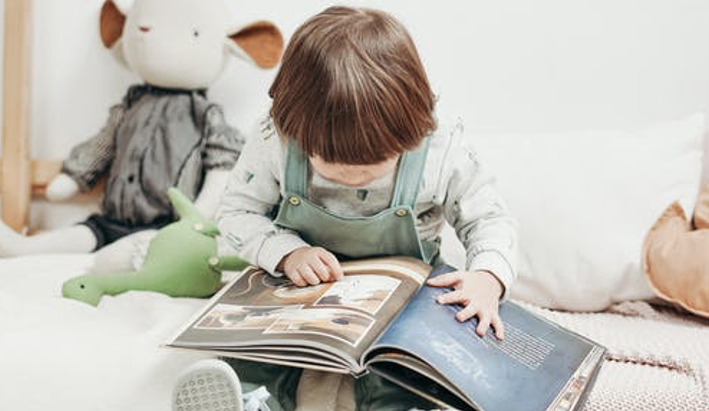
[100,0,132,65]
[100,0,128,49]
[227,21,284,69]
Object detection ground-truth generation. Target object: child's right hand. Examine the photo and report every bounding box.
[278,246,344,287]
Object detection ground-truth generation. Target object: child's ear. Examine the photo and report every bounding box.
[100,0,127,49]
[227,21,284,69]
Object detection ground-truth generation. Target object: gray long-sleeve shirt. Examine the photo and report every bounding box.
[62,85,244,225]
[217,115,519,296]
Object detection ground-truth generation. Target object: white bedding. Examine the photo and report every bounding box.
[0,254,214,411]
[2,255,708,411]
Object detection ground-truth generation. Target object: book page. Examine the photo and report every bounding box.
[364,266,605,411]
[169,257,430,370]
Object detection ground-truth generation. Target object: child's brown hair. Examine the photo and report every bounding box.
[269,6,436,165]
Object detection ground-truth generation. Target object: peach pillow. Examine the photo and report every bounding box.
[695,183,709,230]
[643,184,709,318]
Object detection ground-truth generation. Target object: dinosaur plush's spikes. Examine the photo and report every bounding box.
[167,187,219,236]
[167,187,202,221]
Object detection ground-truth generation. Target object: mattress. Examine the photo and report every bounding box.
[1,254,707,411]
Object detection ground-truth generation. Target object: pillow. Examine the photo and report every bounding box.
[643,186,709,319]
[474,114,706,311]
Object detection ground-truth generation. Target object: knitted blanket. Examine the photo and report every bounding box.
[295,301,709,411]
[529,301,709,411]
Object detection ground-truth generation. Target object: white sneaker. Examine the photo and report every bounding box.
[172,359,243,411]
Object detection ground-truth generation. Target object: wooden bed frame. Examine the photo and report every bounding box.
[0,0,63,232]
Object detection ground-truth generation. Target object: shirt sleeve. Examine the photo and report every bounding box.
[216,121,309,276]
[442,133,519,299]
[61,104,124,192]
[202,105,246,171]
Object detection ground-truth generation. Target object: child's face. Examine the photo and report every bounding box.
[309,155,400,188]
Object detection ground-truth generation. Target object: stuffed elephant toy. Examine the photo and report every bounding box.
[0,0,283,269]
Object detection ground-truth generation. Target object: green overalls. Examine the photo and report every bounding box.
[227,139,439,411]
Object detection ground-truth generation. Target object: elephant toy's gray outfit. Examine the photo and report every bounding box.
[62,85,244,249]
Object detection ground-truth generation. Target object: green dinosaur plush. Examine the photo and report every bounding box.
[62,188,248,306]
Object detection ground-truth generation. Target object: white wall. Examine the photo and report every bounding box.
[2,0,709,228]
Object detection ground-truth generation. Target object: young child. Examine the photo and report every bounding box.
[172,6,518,411]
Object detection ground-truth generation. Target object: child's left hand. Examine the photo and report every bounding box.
[427,270,505,340]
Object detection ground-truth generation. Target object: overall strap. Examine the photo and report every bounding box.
[391,137,431,208]
[284,141,308,198]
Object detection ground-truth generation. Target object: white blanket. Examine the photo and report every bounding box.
[2,255,708,411]
[0,254,214,411]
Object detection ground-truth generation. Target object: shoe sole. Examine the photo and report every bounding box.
[172,359,243,411]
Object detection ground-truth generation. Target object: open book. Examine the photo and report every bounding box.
[168,257,605,411]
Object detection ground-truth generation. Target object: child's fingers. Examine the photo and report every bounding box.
[437,289,465,305]
[455,303,478,322]
[476,312,492,337]
[288,271,307,287]
[298,266,321,286]
[311,259,332,282]
[491,314,505,340]
[319,251,343,281]
[427,271,463,288]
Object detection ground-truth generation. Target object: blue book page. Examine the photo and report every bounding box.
[367,266,599,411]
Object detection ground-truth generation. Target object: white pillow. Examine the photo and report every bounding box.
[474,114,706,311]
